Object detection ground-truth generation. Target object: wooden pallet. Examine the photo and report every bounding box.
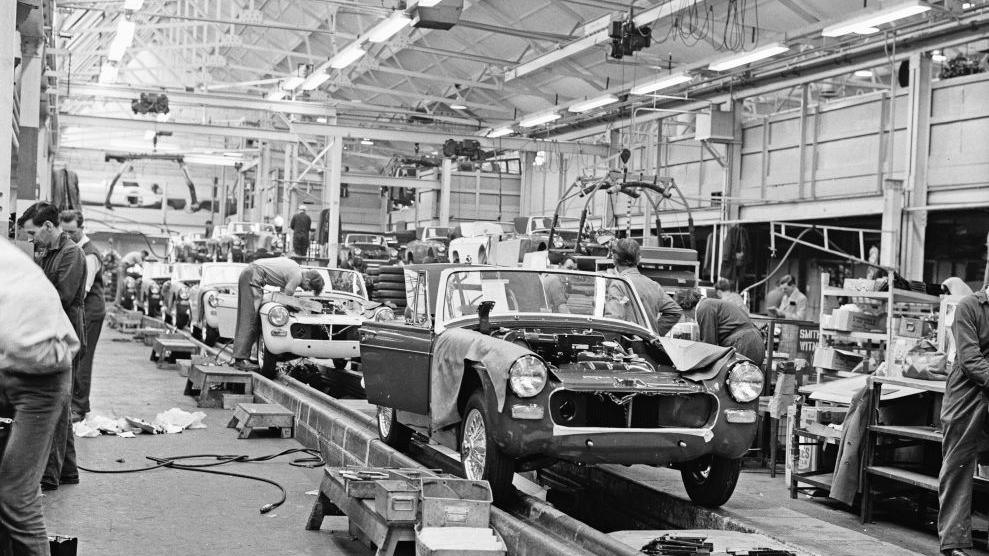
[150,336,200,368]
[184,364,254,408]
[226,403,293,439]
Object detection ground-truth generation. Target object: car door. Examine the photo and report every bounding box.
[361,269,432,415]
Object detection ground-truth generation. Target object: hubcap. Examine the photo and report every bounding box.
[461,409,487,481]
[378,407,393,438]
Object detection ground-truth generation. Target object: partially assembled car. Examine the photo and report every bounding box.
[404,226,452,264]
[448,222,514,265]
[177,233,210,262]
[209,222,282,262]
[362,266,763,504]
[136,261,172,318]
[341,241,398,273]
[187,262,247,345]
[161,263,202,329]
[213,267,394,378]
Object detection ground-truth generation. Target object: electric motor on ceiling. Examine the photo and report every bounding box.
[411,0,463,30]
[131,93,169,115]
[609,15,651,60]
[443,138,493,161]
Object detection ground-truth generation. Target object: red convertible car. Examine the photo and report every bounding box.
[361,265,763,503]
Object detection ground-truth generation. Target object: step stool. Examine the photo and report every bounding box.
[113,313,143,332]
[150,336,200,368]
[227,403,294,439]
[135,328,168,345]
[184,364,254,408]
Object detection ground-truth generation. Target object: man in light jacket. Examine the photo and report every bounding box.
[0,236,80,556]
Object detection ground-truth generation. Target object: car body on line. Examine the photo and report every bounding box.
[176,233,210,262]
[209,222,282,262]
[361,265,763,505]
[404,226,452,264]
[186,262,248,345]
[161,263,202,329]
[136,261,173,317]
[213,267,394,377]
[341,241,398,273]
[448,222,514,265]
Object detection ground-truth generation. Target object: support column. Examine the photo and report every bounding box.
[881,179,905,270]
[323,135,342,267]
[16,5,44,201]
[900,53,932,280]
[519,151,535,217]
[282,142,295,221]
[256,142,271,221]
[0,1,16,225]
[438,158,452,227]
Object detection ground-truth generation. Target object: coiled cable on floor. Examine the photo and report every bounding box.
[78,448,324,514]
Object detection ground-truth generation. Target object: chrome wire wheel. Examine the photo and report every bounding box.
[461,408,487,481]
[378,406,394,438]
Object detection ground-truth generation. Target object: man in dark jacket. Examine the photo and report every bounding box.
[938,287,989,556]
[60,210,106,421]
[19,202,86,491]
[675,289,765,366]
[611,239,682,336]
[0,236,80,556]
[288,205,312,257]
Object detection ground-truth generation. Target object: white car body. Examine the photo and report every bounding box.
[188,263,248,341]
[448,222,513,266]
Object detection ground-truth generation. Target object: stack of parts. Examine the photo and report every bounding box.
[415,527,506,555]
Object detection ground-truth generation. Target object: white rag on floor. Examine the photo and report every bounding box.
[72,408,207,437]
[152,408,208,434]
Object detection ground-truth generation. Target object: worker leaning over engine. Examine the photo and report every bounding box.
[231,257,324,376]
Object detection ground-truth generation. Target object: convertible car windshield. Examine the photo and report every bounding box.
[202,264,244,285]
[319,269,367,298]
[440,269,647,329]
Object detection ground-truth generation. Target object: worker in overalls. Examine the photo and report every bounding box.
[675,288,765,366]
[231,257,324,376]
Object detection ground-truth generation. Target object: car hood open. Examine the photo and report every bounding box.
[657,337,732,372]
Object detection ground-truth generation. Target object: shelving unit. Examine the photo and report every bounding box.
[789,273,941,499]
[860,376,989,523]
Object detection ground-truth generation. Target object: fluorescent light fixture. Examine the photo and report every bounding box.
[282,76,305,90]
[854,69,874,78]
[185,154,242,167]
[316,117,328,124]
[124,0,144,10]
[267,89,287,100]
[98,63,118,83]
[329,44,367,69]
[822,0,932,37]
[487,128,513,138]
[107,19,136,61]
[855,27,881,34]
[630,73,693,95]
[518,111,561,128]
[450,102,467,110]
[569,94,619,113]
[301,71,331,91]
[361,138,374,145]
[417,0,443,6]
[367,12,411,43]
[708,43,790,71]
[932,49,947,62]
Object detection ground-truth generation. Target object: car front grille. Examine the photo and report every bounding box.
[289,323,360,341]
[548,390,715,429]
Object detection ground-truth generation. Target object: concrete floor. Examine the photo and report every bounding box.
[41,325,371,556]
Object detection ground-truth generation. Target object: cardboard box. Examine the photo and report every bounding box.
[895,316,924,339]
[813,347,864,373]
[827,309,884,332]
[842,278,879,292]
[798,405,849,430]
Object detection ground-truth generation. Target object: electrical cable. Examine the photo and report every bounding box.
[740,228,814,296]
[77,448,324,514]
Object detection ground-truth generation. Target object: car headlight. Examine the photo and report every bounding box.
[353,247,362,256]
[388,248,398,258]
[552,235,565,248]
[726,361,764,403]
[233,239,243,246]
[374,307,396,322]
[206,293,219,307]
[268,305,290,327]
[437,245,446,253]
[150,284,160,294]
[178,287,189,300]
[509,355,547,398]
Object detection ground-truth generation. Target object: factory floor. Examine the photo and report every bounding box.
[41,324,370,556]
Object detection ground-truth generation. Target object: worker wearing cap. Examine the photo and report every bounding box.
[610,238,682,336]
[288,205,312,258]
[231,257,324,377]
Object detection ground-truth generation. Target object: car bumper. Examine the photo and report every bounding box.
[261,313,363,359]
[262,335,360,359]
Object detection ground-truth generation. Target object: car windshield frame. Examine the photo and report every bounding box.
[532,217,581,232]
[201,264,245,285]
[423,227,449,240]
[172,264,201,282]
[434,268,652,334]
[313,268,368,299]
[347,234,384,245]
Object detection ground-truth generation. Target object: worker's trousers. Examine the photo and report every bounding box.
[232,267,262,361]
[72,309,105,416]
[938,369,989,551]
[292,235,309,258]
[0,369,70,556]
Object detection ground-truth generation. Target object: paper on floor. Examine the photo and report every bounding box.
[153,407,207,434]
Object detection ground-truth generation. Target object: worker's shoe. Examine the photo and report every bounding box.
[232,360,259,372]
[942,549,971,556]
[59,475,79,485]
[40,482,58,492]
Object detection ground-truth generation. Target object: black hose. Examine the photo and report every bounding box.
[77,448,323,514]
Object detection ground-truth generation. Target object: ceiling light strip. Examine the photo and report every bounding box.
[822,0,932,37]
[708,43,790,71]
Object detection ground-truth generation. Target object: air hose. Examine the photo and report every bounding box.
[78,448,323,514]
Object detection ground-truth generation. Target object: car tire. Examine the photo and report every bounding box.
[478,249,487,265]
[460,390,515,501]
[174,307,189,330]
[258,337,278,380]
[163,309,172,324]
[377,406,412,451]
[679,455,742,508]
[202,325,219,347]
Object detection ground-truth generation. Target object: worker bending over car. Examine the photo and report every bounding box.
[232,257,324,373]
[676,288,765,367]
